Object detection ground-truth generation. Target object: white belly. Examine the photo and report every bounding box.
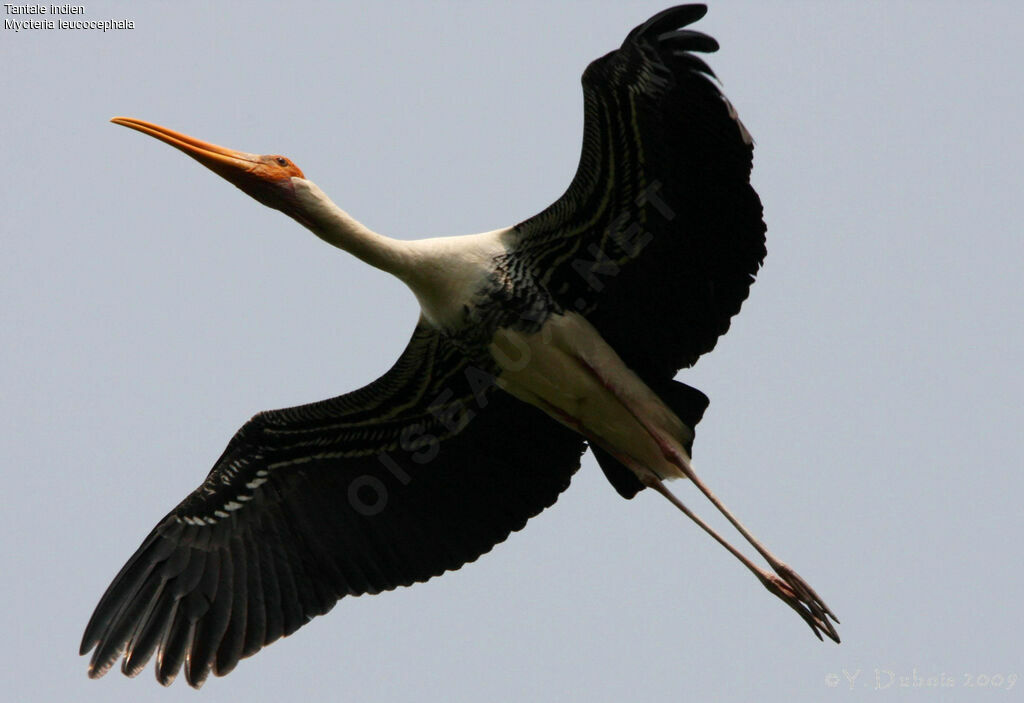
[490,312,693,482]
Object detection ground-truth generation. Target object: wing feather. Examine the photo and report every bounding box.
[511,3,766,381]
[81,324,584,687]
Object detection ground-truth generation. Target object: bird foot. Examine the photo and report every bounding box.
[760,563,840,643]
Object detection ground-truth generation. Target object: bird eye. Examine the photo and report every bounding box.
[275,157,288,167]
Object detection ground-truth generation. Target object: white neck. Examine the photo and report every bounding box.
[291,178,414,277]
[289,177,512,329]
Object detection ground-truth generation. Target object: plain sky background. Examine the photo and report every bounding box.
[3,1,1022,701]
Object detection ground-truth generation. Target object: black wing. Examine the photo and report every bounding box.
[511,4,766,381]
[80,324,585,687]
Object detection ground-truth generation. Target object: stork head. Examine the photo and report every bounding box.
[110,117,310,221]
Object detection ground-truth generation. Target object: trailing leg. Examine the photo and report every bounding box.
[644,477,839,643]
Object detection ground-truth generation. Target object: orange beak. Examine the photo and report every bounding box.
[110,117,305,212]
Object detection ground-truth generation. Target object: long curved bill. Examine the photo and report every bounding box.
[110,117,305,214]
[110,117,264,181]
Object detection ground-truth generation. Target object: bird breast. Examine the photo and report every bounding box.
[402,228,514,331]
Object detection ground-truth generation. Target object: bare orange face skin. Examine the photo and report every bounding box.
[110,117,306,214]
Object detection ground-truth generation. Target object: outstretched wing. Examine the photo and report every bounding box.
[510,4,766,381]
[80,324,585,688]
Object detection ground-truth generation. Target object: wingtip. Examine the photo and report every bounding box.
[681,3,709,24]
[658,29,719,54]
[86,650,118,680]
[627,4,709,44]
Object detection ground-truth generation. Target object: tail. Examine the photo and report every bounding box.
[593,379,709,498]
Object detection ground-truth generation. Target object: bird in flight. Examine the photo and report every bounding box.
[81,4,839,688]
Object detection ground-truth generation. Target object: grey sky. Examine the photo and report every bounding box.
[2,1,1022,701]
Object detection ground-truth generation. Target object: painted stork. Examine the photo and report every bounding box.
[81,5,839,688]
